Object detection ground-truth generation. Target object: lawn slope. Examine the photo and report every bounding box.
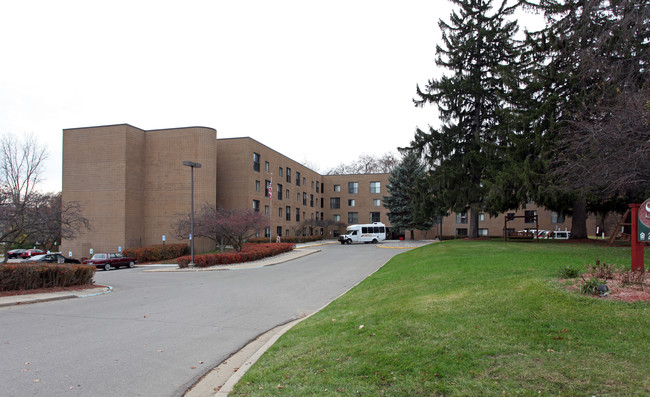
[233,240,649,396]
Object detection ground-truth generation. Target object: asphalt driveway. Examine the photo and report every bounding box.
[0,243,409,396]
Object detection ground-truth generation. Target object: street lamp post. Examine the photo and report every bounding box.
[182,161,202,266]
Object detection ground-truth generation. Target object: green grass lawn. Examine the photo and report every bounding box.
[232,240,650,396]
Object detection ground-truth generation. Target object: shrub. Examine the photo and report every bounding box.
[585,259,618,279]
[0,263,96,292]
[123,244,188,263]
[621,269,646,286]
[248,236,323,244]
[177,243,295,268]
[558,266,581,278]
[580,276,605,295]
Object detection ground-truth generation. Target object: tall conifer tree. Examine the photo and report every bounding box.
[410,0,521,238]
[383,152,433,239]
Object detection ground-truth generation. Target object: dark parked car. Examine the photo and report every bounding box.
[7,249,27,259]
[20,249,46,259]
[84,253,137,271]
[21,253,81,264]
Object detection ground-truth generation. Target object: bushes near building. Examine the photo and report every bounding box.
[0,264,96,292]
[123,244,188,263]
[177,243,295,268]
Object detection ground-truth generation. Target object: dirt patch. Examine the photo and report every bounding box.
[563,272,649,303]
[0,284,105,297]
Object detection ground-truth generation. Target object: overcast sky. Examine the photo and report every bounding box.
[0,1,540,192]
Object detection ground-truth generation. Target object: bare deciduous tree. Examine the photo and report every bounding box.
[326,152,399,175]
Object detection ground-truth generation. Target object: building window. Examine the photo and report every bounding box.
[525,210,537,223]
[265,161,270,172]
[265,180,271,197]
[456,228,468,237]
[303,192,307,206]
[264,205,269,215]
[264,227,270,238]
[478,228,488,237]
[348,199,356,207]
[296,208,301,222]
[303,177,306,186]
[286,206,291,221]
[316,183,320,193]
[255,180,260,192]
[303,211,306,221]
[348,212,358,224]
[333,214,340,222]
[551,212,565,224]
[310,194,314,207]
[348,182,358,194]
[456,212,468,224]
[311,181,314,189]
[296,171,301,186]
[277,184,283,200]
[277,226,282,237]
[330,198,340,209]
[373,199,381,207]
[506,212,515,220]
[370,181,380,194]
[279,207,283,218]
[286,167,291,183]
[334,184,341,192]
[479,213,485,221]
[370,212,380,223]
[253,153,260,172]
[253,200,260,212]
[297,192,300,201]
[279,167,283,178]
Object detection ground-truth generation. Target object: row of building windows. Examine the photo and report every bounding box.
[329,197,382,209]
[455,211,566,224]
[253,152,324,192]
[332,182,381,195]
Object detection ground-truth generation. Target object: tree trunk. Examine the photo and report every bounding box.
[469,205,480,239]
[570,198,588,239]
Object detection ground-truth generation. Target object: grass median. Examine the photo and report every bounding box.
[232,240,649,396]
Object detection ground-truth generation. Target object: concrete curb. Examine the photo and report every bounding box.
[0,286,113,307]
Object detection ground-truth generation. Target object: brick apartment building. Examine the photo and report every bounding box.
[61,123,599,258]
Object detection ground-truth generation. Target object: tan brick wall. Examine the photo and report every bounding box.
[61,124,145,257]
[144,127,217,252]
[62,124,217,256]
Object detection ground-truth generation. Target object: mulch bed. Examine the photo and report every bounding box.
[563,272,650,303]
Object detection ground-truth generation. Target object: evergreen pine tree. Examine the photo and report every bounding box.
[410,0,521,238]
[383,152,433,239]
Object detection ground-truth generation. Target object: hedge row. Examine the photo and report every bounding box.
[123,244,188,263]
[247,236,323,244]
[0,263,96,292]
[177,243,295,268]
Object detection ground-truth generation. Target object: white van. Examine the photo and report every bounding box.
[338,222,387,244]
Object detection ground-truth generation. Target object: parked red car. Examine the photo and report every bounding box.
[83,253,137,271]
[20,249,46,259]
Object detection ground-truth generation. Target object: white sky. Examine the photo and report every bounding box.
[0,1,540,192]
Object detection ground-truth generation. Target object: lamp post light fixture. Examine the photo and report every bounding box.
[182,161,202,266]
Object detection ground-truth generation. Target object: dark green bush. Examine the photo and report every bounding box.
[123,243,188,263]
[558,266,581,278]
[0,263,96,292]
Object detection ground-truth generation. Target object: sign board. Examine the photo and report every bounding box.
[638,198,650,242]
[118,246,122,252]
[162,235,166,242]
[69,251,72,257]
[90,248,94,255]
[189,234,193,240]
